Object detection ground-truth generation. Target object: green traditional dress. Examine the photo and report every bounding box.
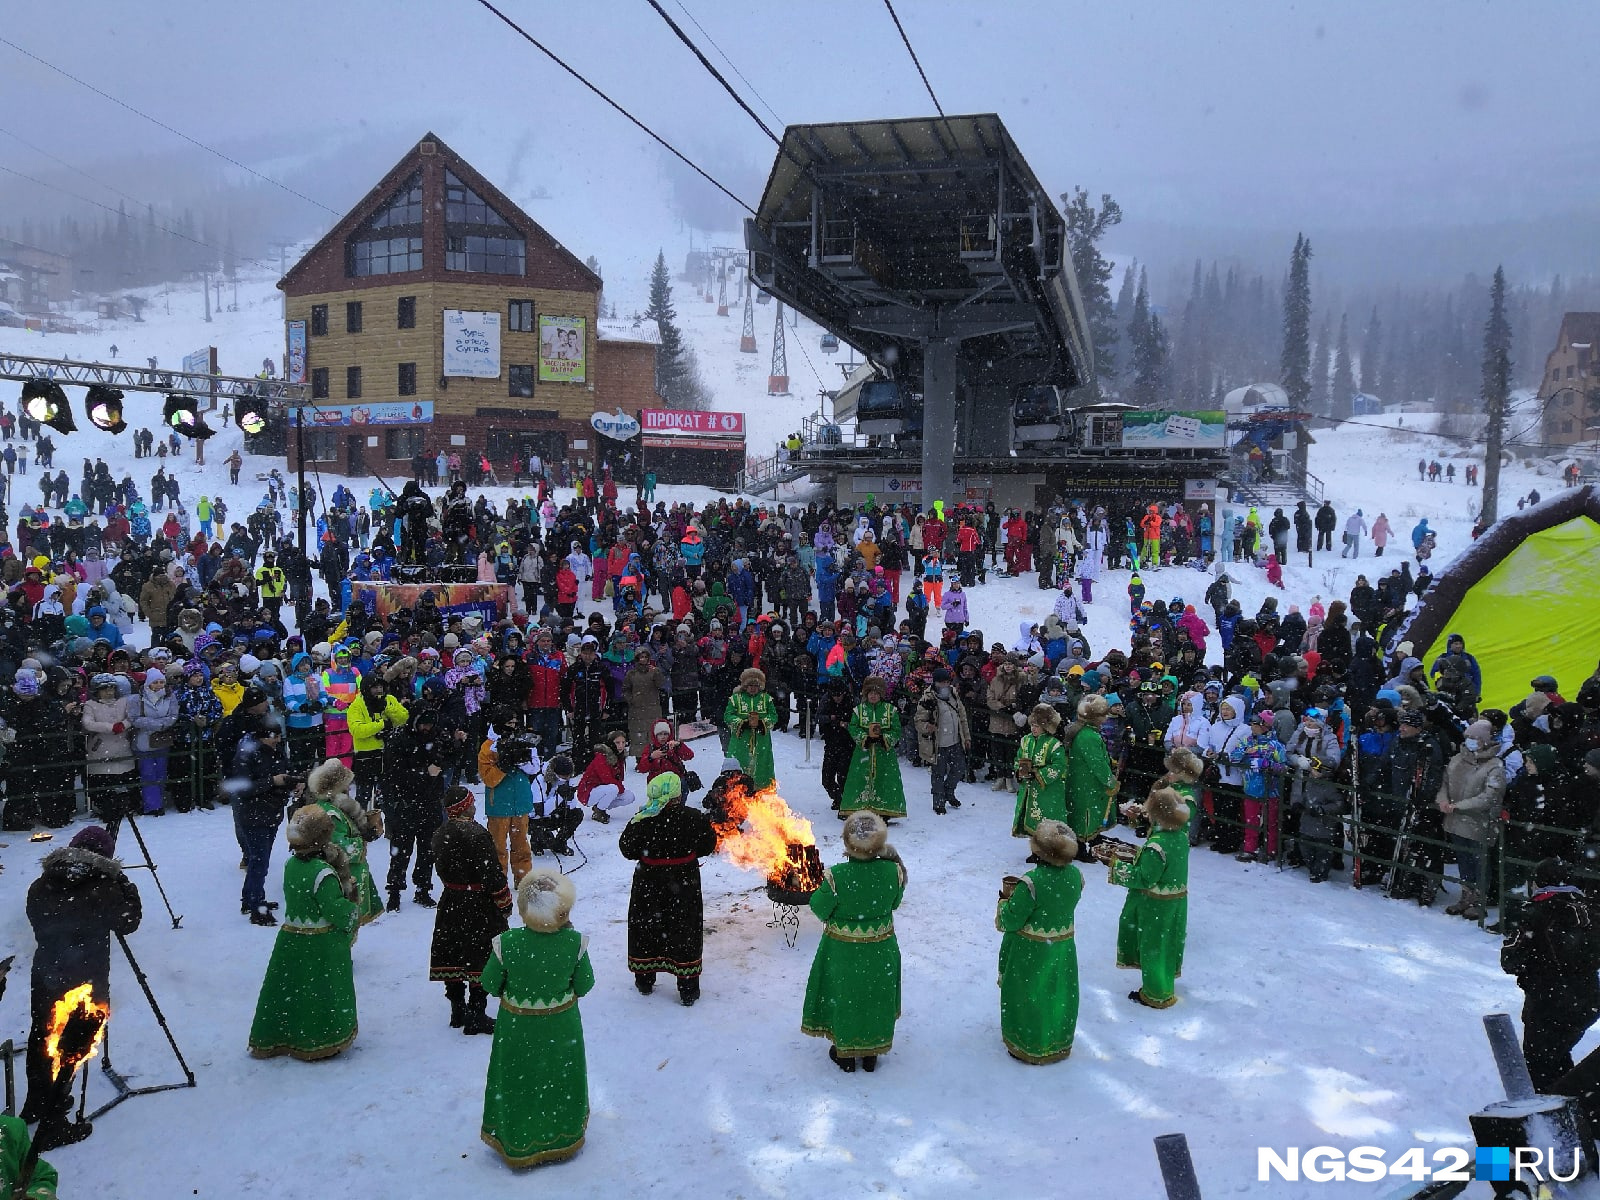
[0,1114,58,1199]
[1115,827,1190,1008]
[319,799,383,927]
[1011,732,1067,837]
[1064,725,1115,841]
[802,857,906,1056]
[996,861,1084,1063]
[724,691,778,789]
[480,926,595,1168]
[1172,779,1203,842]
[248,853,360,1060]
[840,701,906,818]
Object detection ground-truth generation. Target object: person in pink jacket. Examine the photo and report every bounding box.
[1176,605,1210,652]
[1370,513,1392,557]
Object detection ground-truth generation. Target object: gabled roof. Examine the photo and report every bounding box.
[1558,312,1600,350]
[278,132,600,293]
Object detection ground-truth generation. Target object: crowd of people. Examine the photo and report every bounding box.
[5,461,1600,1179]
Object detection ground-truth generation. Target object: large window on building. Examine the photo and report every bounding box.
[397,296,416,329]
[303,429,338,461]
[312,367,329,399]
[443,169,523,275]
[347,171,424,277]
[387,428,426,459]
[446,235,524,276]
[346,366,362,399]
[508,300,534,331]
[508,364,534,398]
[445,170,510,226]
[398,362,417,396]
[311,305,328,336]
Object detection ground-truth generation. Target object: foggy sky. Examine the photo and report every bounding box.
[1,0,1592,297]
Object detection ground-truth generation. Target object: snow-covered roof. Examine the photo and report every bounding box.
[597,317,660,345]
[1224,382,1288,410]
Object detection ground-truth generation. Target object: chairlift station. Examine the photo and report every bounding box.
[745,114,1229,511]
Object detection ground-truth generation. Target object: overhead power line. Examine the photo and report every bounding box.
[646,0,780,145]
[882,0,947,118]
[0,35,341,216]
[670,0,785,129]
[0,123,150,211]
[469,0,756,216]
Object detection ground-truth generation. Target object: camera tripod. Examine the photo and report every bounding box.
[76,933,197,1124]
[109,812,183,929]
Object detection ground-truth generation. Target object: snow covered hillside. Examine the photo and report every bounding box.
[0,269,1583,1198]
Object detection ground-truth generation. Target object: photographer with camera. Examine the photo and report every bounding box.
[382,707,448,911]
[478,724,537,886]
[230,716,304,926]
[530,753,583,857]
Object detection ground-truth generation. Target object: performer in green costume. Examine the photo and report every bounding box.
[1064,695,1116,840]
[840,677,906,819]
[249,805,361,1060]
[996,819,1084,1063]
[1115,786,1191,1008]
[306,758,384,927]
[480,868,595,1169]
[802,811,906,1072]
[724,668,778,789]
[1012,703,1067,838]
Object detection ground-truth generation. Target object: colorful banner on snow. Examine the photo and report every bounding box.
[350,580,514,625]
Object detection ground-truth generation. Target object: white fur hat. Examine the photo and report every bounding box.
[517,867,576,932]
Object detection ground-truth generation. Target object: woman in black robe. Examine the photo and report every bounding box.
[429,787,512,1035]
[618,772,717,1006]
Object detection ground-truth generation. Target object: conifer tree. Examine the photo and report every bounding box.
[646,250,688,403]
[1331,312,1355,421]
[1060,187,1122,397]
[1359,307,1382,396]
[1280,233,1313,410]
[1480,266,1513,523]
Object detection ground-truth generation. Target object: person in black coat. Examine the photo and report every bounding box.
[1293,502,1314,565]
[22,825,142,1146]
[429,787,512,1034]
[818,677,857,808]
[1314,501,1338,552]
[1502,858,1600,1091]
[618,772,718,1006]
[383,709,448,910]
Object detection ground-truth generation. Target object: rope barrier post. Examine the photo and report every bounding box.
[1484,1012,1537,1103]
[1154,1133,1204,1200]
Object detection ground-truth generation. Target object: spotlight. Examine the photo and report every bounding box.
[85,385,127,434]
[21,378,76,434]
[162,393,214,440]
[235,393,268,436]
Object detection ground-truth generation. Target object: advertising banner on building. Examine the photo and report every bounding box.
[590,410,640,440]
[285,320,307,384]
[1118,409,1228,449]
[641,409,745,436]
[443,309,501,378]
[539,314,587,383]
[290,401,434,427]
[351,580,513,624]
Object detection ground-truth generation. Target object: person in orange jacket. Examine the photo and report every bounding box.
[1140,505,1163,569]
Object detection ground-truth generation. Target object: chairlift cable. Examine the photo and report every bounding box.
[470,0,756,216]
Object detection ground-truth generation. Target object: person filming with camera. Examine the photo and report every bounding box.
[478,724,540,886]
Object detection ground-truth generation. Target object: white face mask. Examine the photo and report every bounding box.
[1464,738,1481,752]
[935,684,951,698]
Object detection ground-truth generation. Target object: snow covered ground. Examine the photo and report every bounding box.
[0,272,1587,1197]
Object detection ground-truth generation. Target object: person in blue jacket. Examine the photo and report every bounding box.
[726,559,757,628]
[1411,517,1432,551]
[815,553,840,623]
[1429,633,1482,709]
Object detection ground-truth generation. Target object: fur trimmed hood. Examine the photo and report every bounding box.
[1145,786,1191,832]
[1165,746,1204,783]
[1030,819,1079,867]
[739,667,766,690]
[842,810,889,859]
[287,803,334,852]
[307,758,355,802]
[40,845,123,885]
